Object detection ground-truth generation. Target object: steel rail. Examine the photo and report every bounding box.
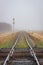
[3,33,20,65]
[3,32,40,65]
[24,33,40,65]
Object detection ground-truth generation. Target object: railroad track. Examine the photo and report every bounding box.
[0,32,43,65]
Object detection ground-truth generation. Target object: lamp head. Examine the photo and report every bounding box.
[13,18,15,24]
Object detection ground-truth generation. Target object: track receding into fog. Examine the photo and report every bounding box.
[15,33,28,48]
[0,32,43,65]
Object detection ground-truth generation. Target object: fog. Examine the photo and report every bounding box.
[0,0,43,31]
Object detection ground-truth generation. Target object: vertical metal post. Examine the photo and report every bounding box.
[13,18,15,32]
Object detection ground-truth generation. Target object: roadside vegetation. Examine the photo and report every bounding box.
[0,32,17,48]
[28,32,43,48]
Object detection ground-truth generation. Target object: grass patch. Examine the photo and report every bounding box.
[0,32,17,48]
[0,40,13,48]
[15,35,28,48]
[35,41,43,48]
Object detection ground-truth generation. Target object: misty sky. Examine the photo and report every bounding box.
[0,0,43,31]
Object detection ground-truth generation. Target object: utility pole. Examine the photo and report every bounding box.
[13,18,15,32]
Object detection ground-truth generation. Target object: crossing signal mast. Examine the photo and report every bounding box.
[13,18,15,32]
